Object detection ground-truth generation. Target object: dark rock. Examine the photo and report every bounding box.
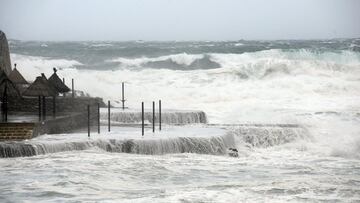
[227,148,239,157]
[0,30,12,75]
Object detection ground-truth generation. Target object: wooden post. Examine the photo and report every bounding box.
[108,100,110,132]
[38,96,41,121]
[152,101,155,133]
[42,96,46,121]
[97,103,100,134]
[72,78,74,98]
[52,96,56,118]
[87,105,90,137]
[159,100,162,131]
[142,102,144,136]
[121,82,125,110]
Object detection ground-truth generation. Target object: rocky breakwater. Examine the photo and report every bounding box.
[0,30,12,75]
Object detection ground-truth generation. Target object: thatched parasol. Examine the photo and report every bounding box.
[48,67,70,93]
[0,70,21,97]
[8,65,28,85]
[23,73,58,97]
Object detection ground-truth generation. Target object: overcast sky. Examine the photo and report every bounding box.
[0,0,359,41]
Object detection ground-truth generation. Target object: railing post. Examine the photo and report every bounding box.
[121,82,125,110]
[108,100,110,132]
[87,104,90,137]
[72,78,74,98]
[142,102,144,136]
[97,103,100,134]
[159,100,161,131]
[152,101,155,133]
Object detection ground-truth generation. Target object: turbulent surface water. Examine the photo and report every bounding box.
[1,39,360,202]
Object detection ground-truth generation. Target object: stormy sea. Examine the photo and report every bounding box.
[1,39,360,202]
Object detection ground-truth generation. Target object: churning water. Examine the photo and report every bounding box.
[1,39,360,202]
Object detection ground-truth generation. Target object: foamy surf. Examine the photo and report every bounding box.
[2,40,360,202]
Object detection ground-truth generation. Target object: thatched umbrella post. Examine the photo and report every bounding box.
[23,74,58,122]
[0,70,22,122]
[38,96,41,121]
[52,95,56,118]
[48,68,70,118]
[42,96,46,120]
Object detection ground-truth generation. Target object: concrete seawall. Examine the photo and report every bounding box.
[101,108,207,125]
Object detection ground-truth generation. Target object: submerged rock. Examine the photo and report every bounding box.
[0,30,12,75]
[227,148,239,157]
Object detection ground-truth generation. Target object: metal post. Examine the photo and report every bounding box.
[152,101,155,133]
[72,78,74,98]
[121,82,125,110]
[87,105,90,137]
[108,100,110,132]
[159,100,162,131]
[42,96,46,121]
[52,96,56,118]
[38,96,41,121]
[142,102,144,136]
[97,103,100,134]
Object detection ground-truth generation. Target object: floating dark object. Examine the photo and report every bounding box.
[48,67,70,93]
[8,65,28,85]
[227,148,239,157]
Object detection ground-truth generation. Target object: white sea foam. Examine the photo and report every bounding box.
[4,45,360,202]
[10,54,82,82]
[9,49,360,159]
[10,50,360,123]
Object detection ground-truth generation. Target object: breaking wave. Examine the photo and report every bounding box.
[109,49,360,78]
[0,133,235,158]
[227,124,310,148]
[111,53,221,70]
[0,125,310,158]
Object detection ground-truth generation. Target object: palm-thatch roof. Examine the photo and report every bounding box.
[23,73,58,97]
[0,70,21,98]
[48,68,70,93]
[8,67,28,84]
